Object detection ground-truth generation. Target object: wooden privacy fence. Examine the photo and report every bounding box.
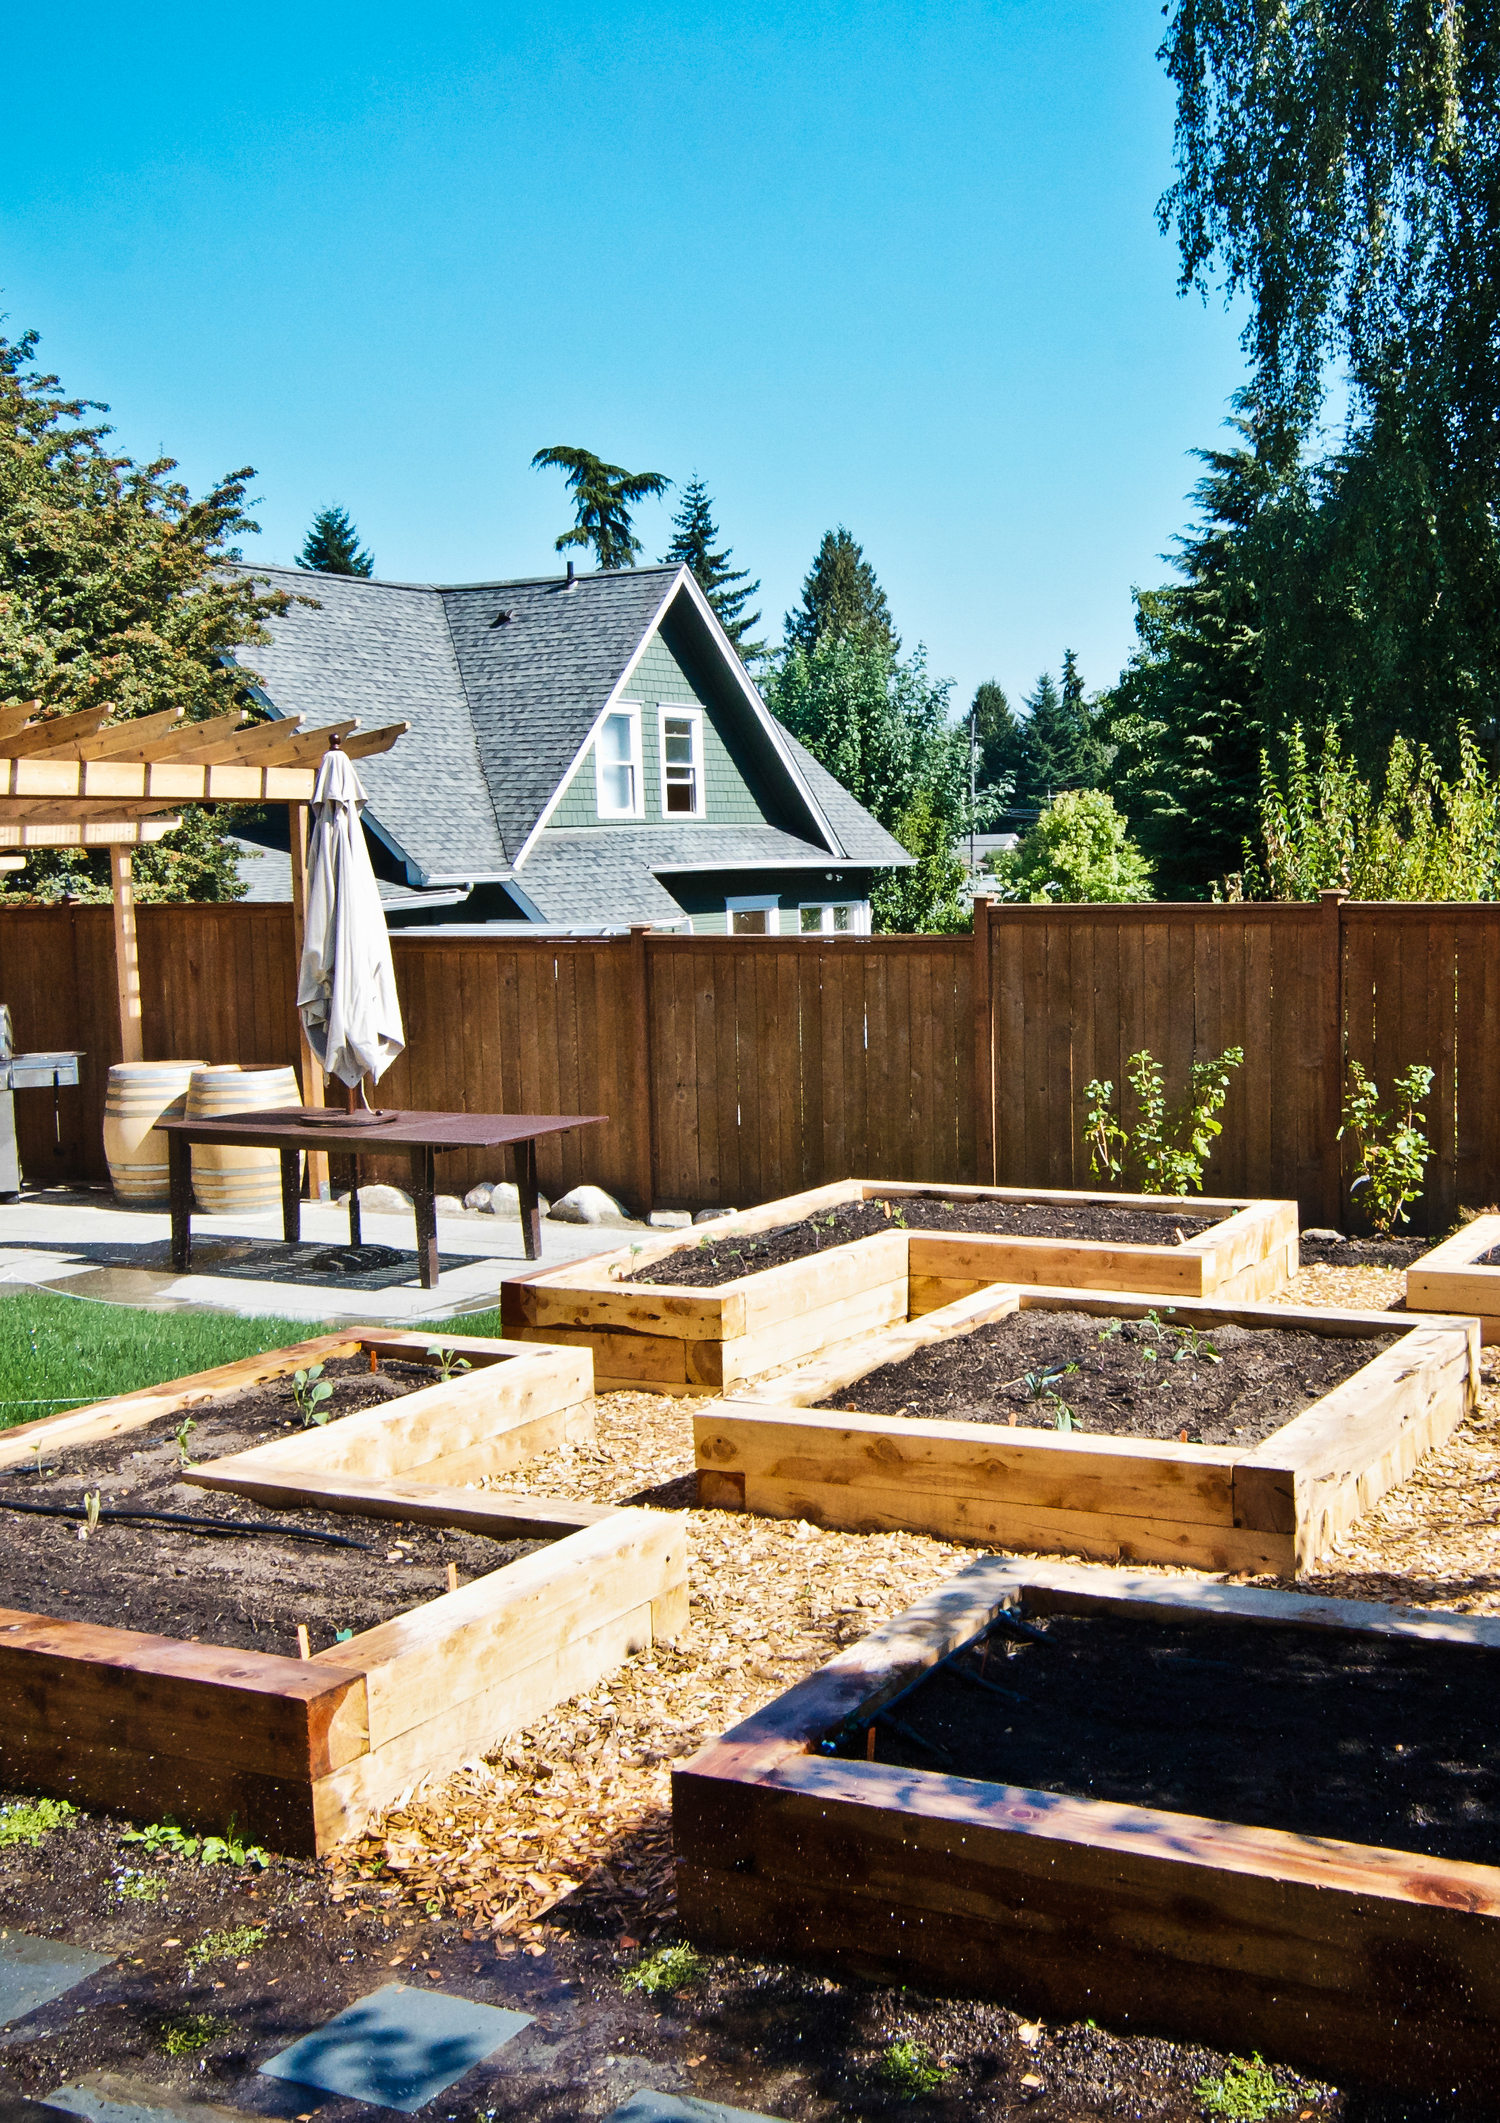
[1,893,1495,1230]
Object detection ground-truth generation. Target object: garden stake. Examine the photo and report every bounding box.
[296,1624,310,1660]
[447,1562,458,1593]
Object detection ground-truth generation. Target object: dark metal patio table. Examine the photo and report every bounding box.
[158,1107,607,1288]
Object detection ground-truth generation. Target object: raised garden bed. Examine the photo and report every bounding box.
[698,1285,1477,1573]
[501,1180,1299,1394]
[0,1331,688,1857]
[1406,1212,1500,1342]
[673,1557,1500,2097]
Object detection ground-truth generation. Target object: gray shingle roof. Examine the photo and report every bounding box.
[773,727,913,867]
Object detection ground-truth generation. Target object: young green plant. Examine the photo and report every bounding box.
[1085,1046,1244,1195]
[1339,1061,1434,1235]
[424,1344,472,1384]
[291,1363,333,1426]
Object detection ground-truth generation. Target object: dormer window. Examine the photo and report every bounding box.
[595,706,644,819]
[659,707,705,818]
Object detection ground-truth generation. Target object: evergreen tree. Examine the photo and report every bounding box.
[783,528,898,655]
[971,680,1026,796]
[1018,673,1080,802]
[297,506,373,576]
[661,475,763,658]
[532,446,669,571]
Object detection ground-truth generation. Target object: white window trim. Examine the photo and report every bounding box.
[657,704,706,820]
[726,893,780,937]
[595,703,644,820]
[797,899,872,936]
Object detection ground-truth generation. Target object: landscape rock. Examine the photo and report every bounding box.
[466,1179,550,1218]
[434,1194,466,1218]
[356,1184,413,1213]
[549,1184,641,1228]
[463,1182,497,1211]
[648,1210,693,1229]
[1302,1228,1346,1243]
[693,1207,735,1224]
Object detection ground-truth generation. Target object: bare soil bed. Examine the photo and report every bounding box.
[813,1307,1393,1447]
[0,1369,539,1656]
[843,1608,1500,1870]
[630,1197,1221,1291]
[1299,1231,1428,1269]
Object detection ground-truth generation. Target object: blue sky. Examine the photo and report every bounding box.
[3,0,1248,717]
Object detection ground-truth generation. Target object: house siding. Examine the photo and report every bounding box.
[545,616,763,829]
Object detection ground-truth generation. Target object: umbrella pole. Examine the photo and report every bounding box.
[289,802,330,1200]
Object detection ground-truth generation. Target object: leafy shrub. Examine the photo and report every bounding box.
[1339,1062,1434,1235]
[879,2038,952,2097]
[1085,1047,1245,1195]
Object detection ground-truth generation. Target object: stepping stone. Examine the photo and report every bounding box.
[47,2073,262,2123]
[260,1983,531,2113]
[605,2096,786,2123]
[0,1934,112,2029]
[47,2072,263,2123]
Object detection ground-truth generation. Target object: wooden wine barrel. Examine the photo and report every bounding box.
[102,1062,207,1206]
[186,1064,302,1215]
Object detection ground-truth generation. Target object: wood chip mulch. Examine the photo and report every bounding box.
[328,1260,1499,1948]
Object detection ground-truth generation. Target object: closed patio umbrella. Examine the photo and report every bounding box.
[297,743,405,1092]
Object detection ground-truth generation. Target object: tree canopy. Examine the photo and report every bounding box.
[661,475,762,658]
[0,329,287,721]
[783,528,898,655]
[992,788,1152,905]
[532,446,669,571]
[764,634,994,933]
[297,505,373,576]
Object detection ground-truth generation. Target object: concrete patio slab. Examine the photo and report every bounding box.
[606,2094,786,2123]
[0,1191,622,1326]
[46,2072,264,2123]
[259,1984,531,2112]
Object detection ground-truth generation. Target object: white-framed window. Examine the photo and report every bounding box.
[798,901,870,935]
[658,705,705,817]
[595,704,644,818]
[727,894,780,936]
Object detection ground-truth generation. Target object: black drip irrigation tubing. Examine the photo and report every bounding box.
[0,1493,373,1550]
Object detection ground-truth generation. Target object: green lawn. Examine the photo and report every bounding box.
[0,1292,332,1430]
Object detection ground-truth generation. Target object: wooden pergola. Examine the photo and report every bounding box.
[0,701,408,1133]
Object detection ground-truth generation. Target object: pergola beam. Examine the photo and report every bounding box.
[0,819,180,848]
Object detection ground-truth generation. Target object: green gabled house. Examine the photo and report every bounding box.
[230,560,909,933]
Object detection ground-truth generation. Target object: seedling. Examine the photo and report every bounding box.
[425,1343,472,1383]
[1175,1324,1221,1364]
[78,1489,101,1541]
[174,1416,199,1468]
[114,1868,166,1902]
[122,1819,268,1869]
[291,1363,333,1425]
[622,1944,706,1995]
[1340,1060,1434,1235]
[1053,1402,1077,1432]
[27,1441,50,1480]
[185,1923,265,1974]
[877,1199,909,1228]
[0,1797,74,1850]
[879,2038,952,2097]
[158,2012,229,2057]
[1195,2051,1295,2119]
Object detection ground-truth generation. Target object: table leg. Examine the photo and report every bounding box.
[410,1145,439,1288]
[280,1149,302,1245]
[516,1137,542,1261]
[339,1156,362,1248]
[169,1134,193,1272]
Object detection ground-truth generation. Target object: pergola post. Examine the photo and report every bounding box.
[108,846,144,1063]
[289,801,329,1199]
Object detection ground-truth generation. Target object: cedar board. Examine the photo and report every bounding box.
[1406,1212,1500,1343]
[699,1285,1478,1575]
[674,1557,1500,2096]
[501,1183,1299,1394]
[0,1333,686,1853]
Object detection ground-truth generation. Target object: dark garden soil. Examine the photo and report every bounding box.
[0,1793,1422,2123]
[1300,1230,1429,1269]
[813,1307,1396,1447]
[0,1357,537,1657]
[849,1609,1500,1871]
[632,1196,1223,1291]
